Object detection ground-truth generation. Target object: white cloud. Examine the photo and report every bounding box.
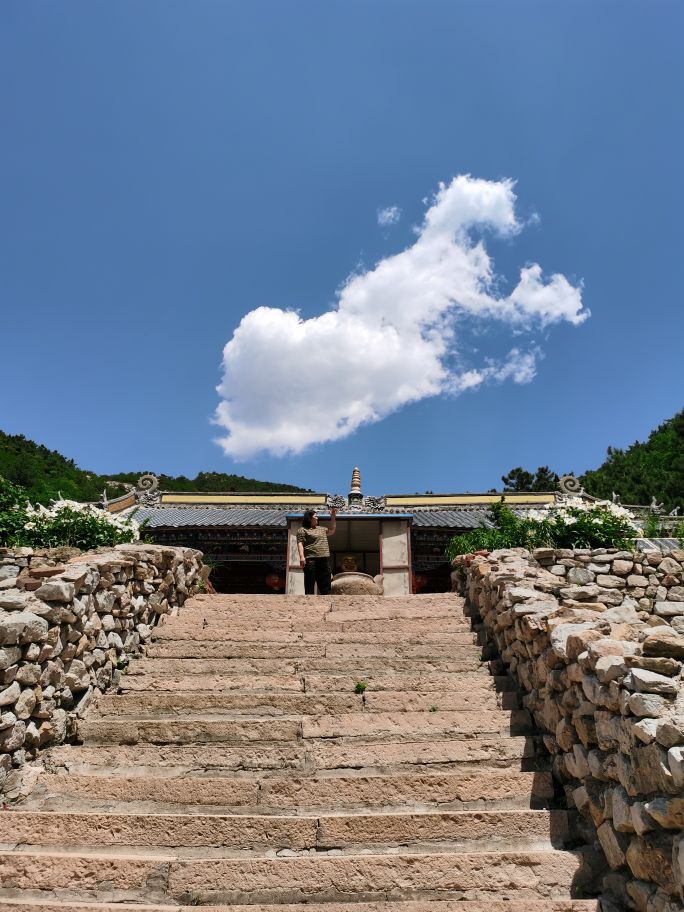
[377,205,401,226]
[448,348,541,394]
[214,174,589,459]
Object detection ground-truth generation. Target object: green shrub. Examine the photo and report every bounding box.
[0,475,139,550]
[446,498,640,560]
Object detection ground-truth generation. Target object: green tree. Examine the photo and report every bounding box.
[581,409,684,512]
[501,466,560,492]
[0,430,309,505]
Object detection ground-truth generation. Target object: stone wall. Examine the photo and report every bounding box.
[454,545,684,912]
[0,542,204,799]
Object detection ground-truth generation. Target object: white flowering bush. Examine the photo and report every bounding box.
[446,497,641,559]
[0,475,139,549]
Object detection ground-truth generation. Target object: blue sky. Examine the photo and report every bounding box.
[1,1,682,496]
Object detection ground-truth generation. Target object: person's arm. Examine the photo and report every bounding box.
[326,507,338,536]
[297,537,306,569]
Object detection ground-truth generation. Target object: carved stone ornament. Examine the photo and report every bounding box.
[558,475,584,495]
[134,473,160,506]
[326,494,347,510]
[137,473,159,494]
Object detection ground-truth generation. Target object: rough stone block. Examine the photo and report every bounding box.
[598,819,628,869]
[626,668,678,696]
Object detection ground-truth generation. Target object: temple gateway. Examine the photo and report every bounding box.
[105,468,562,595]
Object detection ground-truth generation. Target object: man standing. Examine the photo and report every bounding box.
[297,508,337,595]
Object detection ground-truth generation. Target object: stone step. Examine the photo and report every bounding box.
[300,710,532,741]
[0,901,601,912]
[145,636,480,657]
[301,672,517,693]
[0,809,569,851]
[0,848,596,903]
[48,735,539,773]
[77,710,531,746]
[127,656,488,676]
[120,673,307,693]
[181,594,465,616]
[308,735,540,771]
[152,624,474,642]
[119,671,516,695]
[95,688,520,717]
[28,768,553,812]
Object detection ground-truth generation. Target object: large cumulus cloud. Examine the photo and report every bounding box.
[215,175,588,458]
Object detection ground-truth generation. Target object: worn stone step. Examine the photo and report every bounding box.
[76,717,303,746]
[46,732,538,775]
[145,636,479,657]
[77,710,531,746]
[126,658,301,676]
[96,688,519,717]
[0,809,569,851]
[362,690,520,711]
[300,710,532,741]
[153,624,474,642]
[0,848,597,903]
[146,642,326,659]
[96,692,366,717]
[119,671,514,695]
[120,673,306,693]
[28,768,553,812]
[258,769,553,811]
[128,655,487,676]
[46,742,310,773]
[179,594,465,616]
[0,901,601,912]
[301,672,517,693]
[299,657,488,673]
[308,734,540,770]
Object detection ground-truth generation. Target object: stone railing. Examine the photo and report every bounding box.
[453,545,684,912]
[0,542,205,800]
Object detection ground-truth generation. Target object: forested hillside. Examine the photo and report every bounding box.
[500,409,684,511]
[0,431,308,505]
[580,409,684,511]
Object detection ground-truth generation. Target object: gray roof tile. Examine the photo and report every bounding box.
[133,506,493,530]
[134,507,289,528]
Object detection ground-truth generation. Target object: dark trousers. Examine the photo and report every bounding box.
[304,557,332,595]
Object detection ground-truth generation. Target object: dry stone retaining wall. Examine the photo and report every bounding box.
[454,545,684,912]
[0,542,204,799]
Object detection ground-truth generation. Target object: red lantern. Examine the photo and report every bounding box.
[265,573,284,590]
[412,573,428,593]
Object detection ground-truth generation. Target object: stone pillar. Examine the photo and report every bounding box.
[286,519,305,594]
[380,518,411,595]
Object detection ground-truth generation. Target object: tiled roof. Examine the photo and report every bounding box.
[135,507,289,528]
[635,538,681,552]
[410,510,493,529]
[133,506,494,530]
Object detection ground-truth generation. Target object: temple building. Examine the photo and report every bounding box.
[106,469,558,595]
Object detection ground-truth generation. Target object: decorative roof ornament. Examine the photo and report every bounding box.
[137,473,159,494]
[135,473,161,506]
[558,474,584,495]
[348,466,363,505]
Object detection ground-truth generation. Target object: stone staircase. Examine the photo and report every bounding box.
[0,593,601,911]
